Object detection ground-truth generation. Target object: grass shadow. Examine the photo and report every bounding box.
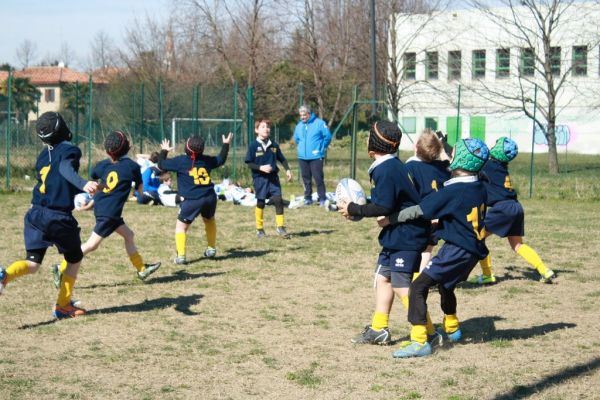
[18,294,204,329]
[78,270,224,289]
[212,248,273,261]
[461,316,576,342]
[492,356,600,400]
[291,229,336,238]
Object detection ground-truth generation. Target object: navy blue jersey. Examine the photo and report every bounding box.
[406,158,451,199]
[245,139,288,178]
[481,159,518,205]
[370,156,430,251]
[31,141,84,212]
[419,176,488,258]
[159,154,224,200]
[92,157,142,218]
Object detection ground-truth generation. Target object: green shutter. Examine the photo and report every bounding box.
[446,116,462,145]
[470,116,486,141]
[425,117,438,131]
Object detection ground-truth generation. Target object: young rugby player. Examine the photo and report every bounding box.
[158,133,232,264]
[388,138,490,358]
[53,130,161,287]
[0,112,98,319]
[468,137,555,284]
[245,118,293,238]
[338,121,433,346]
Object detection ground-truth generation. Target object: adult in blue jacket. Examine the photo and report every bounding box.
[293,104,332,206]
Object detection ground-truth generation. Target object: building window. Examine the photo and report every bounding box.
[44,89,55,103]
[520,48,535,77]
[496,48,510,78]
[425,117,438,131]
[572,46,587,76]
[550,47,561,76]
[472,50,486,79]
[448,51,461,81]
[402,117,417,134]
[426,51,438,80]
[403,52,416,80]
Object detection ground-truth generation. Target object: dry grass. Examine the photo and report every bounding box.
[0,158,599,399]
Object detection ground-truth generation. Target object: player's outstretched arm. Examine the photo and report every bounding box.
[160,139,173,152]
[222,132,233,144]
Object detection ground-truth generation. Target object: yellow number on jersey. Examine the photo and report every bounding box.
[103,171,119,193]
[189,167,211,185]
[39,165,51,194]
[466,204,486,240]
[504,175,513,191]
[431,180,439,192]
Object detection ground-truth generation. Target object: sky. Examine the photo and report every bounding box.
[0,0,171,70]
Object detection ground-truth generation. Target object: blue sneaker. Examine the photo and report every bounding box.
[437,327,462,343]
[0,267,7,295]
[392,341,432,358]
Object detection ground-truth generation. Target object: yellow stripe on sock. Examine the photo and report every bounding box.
[129,252,144,273]
[175,233,186,257]
[255,207,264,230]
[371,311,389,331]
[410,325,428,344]
[57,273,76,307]
[5,260,30,283]
[480,254,493,276]
[517,244,548,275]
[205,218,217,248]
[443,314,460,334]
[275,214,285,228]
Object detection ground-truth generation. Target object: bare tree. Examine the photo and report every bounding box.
[15,39,38,68]
[89,31,117,71]
[468,0,600,174]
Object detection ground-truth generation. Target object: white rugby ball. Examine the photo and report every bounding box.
[336,178,367,221]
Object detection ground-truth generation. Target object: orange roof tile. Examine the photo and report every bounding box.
[11,66,105,85]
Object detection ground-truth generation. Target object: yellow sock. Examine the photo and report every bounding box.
[517,244,548,275]
[5,260,30,283]
[56,273,76,307]
[129,252,144,273]
[59,259,68,273]
[205,218,217,248]
[410,324,428,344]
[480,254,493,276]
[275,214,285,228]
[371,311,389,331]
[175,232,186,257]
[443,314,460,334]
[255,207,264,230]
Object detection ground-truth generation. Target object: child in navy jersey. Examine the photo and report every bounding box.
[338,121,432,346]
[245,118,293,238]
[468,137,555,284]
[159,133,232,264]
[0,112,98,319]
[390,138,490,358]
[53,131,161,286]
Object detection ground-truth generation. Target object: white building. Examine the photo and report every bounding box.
[392,4,600,154]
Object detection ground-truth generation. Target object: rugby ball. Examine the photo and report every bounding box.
[336,178,367,221]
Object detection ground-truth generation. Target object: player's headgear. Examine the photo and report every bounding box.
[104,130,131,159]
[449,138,489,172]
[368,121,401,154]
[185,136,205,169]
[490,137,518,163]
[36,112,72,145]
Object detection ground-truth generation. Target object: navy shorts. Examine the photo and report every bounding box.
[178,193,217,223]
[485,200,525,237]
[93,216,125,238]
[375,248,422,288]
[253,174,282,200]
[422,242,481,289]
[24,205,81,256]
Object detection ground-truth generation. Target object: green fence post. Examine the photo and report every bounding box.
[192,84,199,136]
[158,79,165,141]
[529,84,538,198]
[74,81,80,145]
[233,81,238,180]
[140,82,145,154]
[350,85,359,180]
[87,75,93,178]
[246,86,254,146]
[5,70,13,190]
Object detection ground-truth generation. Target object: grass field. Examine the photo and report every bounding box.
[1,148,600,399]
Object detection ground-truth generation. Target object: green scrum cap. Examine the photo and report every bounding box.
[490,137,518,163]
[449,138,490,172]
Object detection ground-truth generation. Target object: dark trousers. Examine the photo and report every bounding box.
[408,272,457,325]
[298,159,326,201]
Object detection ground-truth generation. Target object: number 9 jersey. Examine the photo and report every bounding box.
[91,158,142,217]
[159,153,226,200]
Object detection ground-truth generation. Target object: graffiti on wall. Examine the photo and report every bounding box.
[534,125,572,146]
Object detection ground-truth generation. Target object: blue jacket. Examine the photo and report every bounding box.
[142,167,161,192]
[293,113,332,160]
